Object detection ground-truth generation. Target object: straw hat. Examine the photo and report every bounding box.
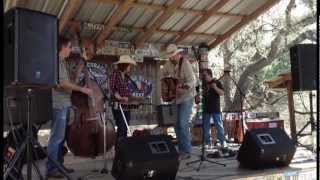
[166,44,184,58]
[114,55,137,65]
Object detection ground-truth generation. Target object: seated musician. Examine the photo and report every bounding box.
[160,44,196,160]
[109,55,144,142]
[47,36,92,178]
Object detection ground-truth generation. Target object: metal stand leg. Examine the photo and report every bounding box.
[295,92,316,152]
[4,89,71,180]
[79,104,112,180]
[100,112,109,174]
[186,121,226,171]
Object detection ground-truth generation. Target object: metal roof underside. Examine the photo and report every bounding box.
[4,0,280,49]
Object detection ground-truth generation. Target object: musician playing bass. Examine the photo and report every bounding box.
[160,44,196,160]
[46,36,92,178]
[109,55,145,142]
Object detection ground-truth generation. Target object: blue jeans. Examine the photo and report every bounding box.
[175,98,193,154]
[47,107,70,172]
[203,113,225,145]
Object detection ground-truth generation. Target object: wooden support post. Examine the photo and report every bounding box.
[287,80,297,142]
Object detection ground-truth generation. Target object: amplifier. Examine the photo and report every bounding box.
[157,104,177,126]
[224,114,284,143]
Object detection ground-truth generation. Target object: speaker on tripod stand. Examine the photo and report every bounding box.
[289,44,317,151]
[290,44,316,91]
[3,7,71,180]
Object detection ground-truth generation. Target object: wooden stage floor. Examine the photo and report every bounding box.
[17,144,316,180]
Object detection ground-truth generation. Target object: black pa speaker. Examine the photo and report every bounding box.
[290,44,317,91]
[237,128,296,169]
[4,8,58,87]
[112,135,179,180]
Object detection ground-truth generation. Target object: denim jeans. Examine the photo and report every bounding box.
[175,98,193,154]
[203,113,225,145]
[46,107,70,173]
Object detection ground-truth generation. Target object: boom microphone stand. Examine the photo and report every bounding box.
[79,100,114,180]
[186,45,226,171]
[79,63,115,179]
[219,70,254,143]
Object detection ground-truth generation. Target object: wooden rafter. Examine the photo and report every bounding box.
[96,0,243,18]
[209,0,280,49]
[96,0,135,46]
[67,20,217,40]
[59,0,82,33]
[134,0,185,47]
[174,0,231,44]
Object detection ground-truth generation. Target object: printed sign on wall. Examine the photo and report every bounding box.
[127,75,153,97]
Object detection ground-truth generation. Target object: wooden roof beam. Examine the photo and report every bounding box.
[59,0,82,34]
[96,0,135,46]
[209,0,280,49]
[96,0,243,18]
[174,0,231,45]
[134,0,186,47]
[67,20,217,40]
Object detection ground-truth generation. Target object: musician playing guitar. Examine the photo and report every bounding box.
[109,55,146,142]
[160,44,196,160]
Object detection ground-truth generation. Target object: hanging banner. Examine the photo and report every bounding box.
[127,75,153,97]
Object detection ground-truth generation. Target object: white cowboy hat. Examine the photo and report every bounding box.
[166,44,184,58]
[114,55,137,65]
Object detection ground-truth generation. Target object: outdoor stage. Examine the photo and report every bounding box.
[20,142,316,180]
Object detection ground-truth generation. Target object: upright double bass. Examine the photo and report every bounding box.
[67,39,115,158]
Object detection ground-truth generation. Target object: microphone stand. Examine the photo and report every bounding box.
[186,47,226,171]
[79,61,116,180]
[219,70,254,143]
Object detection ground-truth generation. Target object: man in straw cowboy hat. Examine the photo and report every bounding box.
[161,44,197,160]
[109,55,145,142]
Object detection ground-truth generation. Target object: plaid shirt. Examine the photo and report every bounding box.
[109,70,133,110]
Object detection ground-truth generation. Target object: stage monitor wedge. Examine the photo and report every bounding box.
[4,8,58,87]
[237,128,296,169]
[112,135,179,180]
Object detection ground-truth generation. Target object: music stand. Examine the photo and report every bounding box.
[4,87,71,180]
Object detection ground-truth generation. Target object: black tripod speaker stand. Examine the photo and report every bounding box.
[4,88,71,180]
[295,91,316,152]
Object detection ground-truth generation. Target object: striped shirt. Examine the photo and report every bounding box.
[52,57,71,109]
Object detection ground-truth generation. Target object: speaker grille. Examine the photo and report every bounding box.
[4,8,58,87]
[290,44,316,91]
